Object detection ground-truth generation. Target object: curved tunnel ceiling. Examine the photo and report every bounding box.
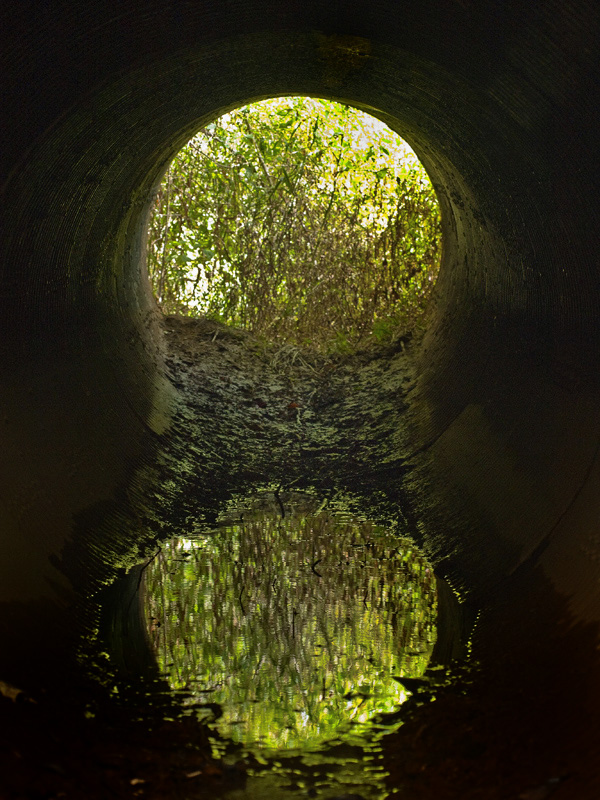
[1,0,600,793]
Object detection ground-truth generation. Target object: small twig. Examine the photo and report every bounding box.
[274,485,286,519]
[243,114,273,188]
[127,546,162,612]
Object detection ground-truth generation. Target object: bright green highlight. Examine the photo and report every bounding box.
[144,505,437,750]
[147,97,441,351]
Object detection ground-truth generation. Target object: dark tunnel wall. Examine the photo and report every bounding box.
[2,1,600,785]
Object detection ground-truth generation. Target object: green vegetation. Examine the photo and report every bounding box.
[147,97,441,351]
[144,503,437,750]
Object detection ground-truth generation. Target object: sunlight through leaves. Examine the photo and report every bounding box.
[144,499,437,751]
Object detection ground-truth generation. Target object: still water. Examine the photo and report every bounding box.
[143,496,437,799]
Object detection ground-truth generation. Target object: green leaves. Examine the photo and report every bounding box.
[144,507,437,750]
[147,97,441,348]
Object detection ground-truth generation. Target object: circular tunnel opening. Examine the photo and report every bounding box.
[146,96,442,354]
[3,11,600,798]
[0,41,515,795]
[98,82,456,785]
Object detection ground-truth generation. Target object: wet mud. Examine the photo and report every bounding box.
[2,317,599,798]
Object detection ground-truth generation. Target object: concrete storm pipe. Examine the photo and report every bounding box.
[1,0,600,795]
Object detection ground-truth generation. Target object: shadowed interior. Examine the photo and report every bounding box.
[2,2,600,796]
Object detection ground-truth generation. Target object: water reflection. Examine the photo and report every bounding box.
[144,496,437,754]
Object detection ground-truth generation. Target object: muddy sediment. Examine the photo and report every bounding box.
[156,315,417,534]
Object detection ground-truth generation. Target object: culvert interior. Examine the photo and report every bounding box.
[1,2,600,797]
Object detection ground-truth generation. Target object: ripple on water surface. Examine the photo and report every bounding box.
[143,495,438,799]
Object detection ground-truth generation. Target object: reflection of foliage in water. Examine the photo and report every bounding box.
[144,506,437,749]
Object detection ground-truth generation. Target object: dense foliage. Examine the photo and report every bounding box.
[144,504,437,750]
[147,97,441,351]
